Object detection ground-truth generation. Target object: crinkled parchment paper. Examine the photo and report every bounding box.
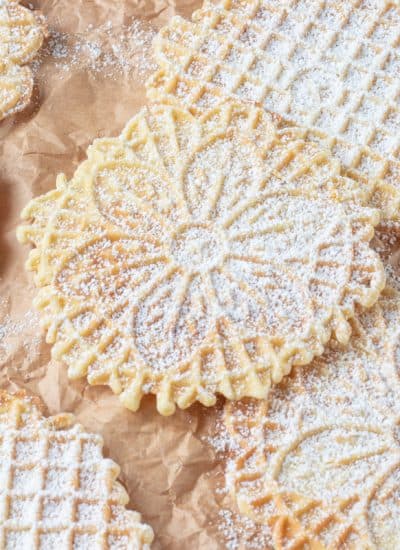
[7,5,400,548]
[0,1,234,548]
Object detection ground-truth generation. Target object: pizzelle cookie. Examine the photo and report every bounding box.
[0,0,46,120]
[221,280,400,549]
[0,391,154,549]
[17,102,385,415]
[147,0,400,220]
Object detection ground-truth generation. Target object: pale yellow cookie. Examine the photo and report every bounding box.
[0,390,154,549]
[147,0,400,221]
[17,102,384,415]
[0,61,32,119]
[0,0,46,120]
[222,280,400,549]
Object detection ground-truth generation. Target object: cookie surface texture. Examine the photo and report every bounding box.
[223,281,400,549]
[0,0,46,120]
[0,391,154,549]
[148,0,400,220]
[17,103,384,414]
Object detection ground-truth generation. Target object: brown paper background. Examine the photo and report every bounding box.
[0,1,232,548]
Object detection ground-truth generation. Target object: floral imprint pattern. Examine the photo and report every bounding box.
[18,102,384,414]
[223,279,400,549]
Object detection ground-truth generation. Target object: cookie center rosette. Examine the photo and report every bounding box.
[18,102,384,414]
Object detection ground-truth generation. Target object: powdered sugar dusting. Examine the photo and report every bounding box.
[150,0,400,213]
[0,0,45,119]
[0,297,41,361]
[0,305,39,343]
[208,276,400,548]
[17,103,384,414]
[31,20,157,80]
[217,508,272,549]
[0,392,154,549]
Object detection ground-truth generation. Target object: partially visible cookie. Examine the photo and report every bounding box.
[0,61,33,119]
[147,0,400,221]
[221,279,400,549]
[0,0,46,120]
[0,390,154,549]
[18,102,384,415]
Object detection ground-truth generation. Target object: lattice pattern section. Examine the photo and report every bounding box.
[17,103,384,415]
[148,0,400,220]
[0,0,46,120]
[0,391,154,550]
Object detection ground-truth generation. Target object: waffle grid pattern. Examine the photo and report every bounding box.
[0,392,154,549]
[148,0,400,219]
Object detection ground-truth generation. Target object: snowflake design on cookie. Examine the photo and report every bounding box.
[18,103,384,414]
[223,282,400,549]
[0,0,46,120]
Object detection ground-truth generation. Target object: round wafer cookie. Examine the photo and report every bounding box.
[17,102,384,415]
[0,0,46,120]
[0,390,154,549]
[222,279,400,549]
[147,0,400,221]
